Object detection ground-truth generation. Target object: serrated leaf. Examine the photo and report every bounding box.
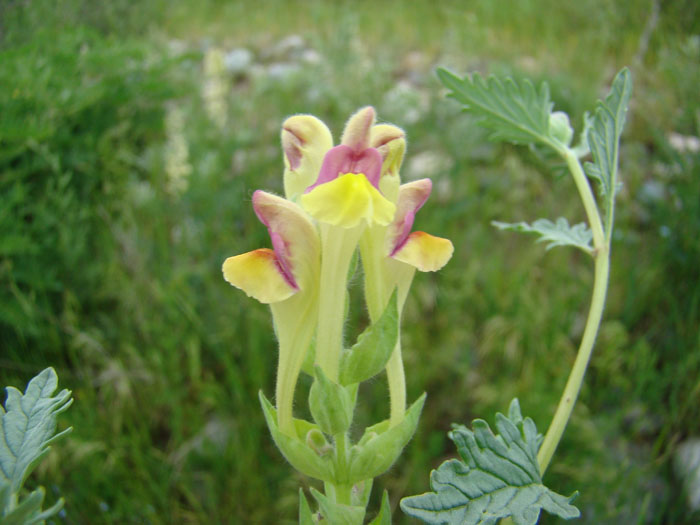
[0,368,72,493]
[584,67,632,239]
[310,487,365,525]
[437,68,558,150]
[369,490,392,525]
[339,290,398,386]
[493,218,593,255]
[400,399,580,525]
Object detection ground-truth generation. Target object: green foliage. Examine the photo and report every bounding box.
[0,368,72,523]
[492,218,593,255]
[583,68,633,239]
[401,400,579,524]
[436,69,556,149]
[339,290,399,385]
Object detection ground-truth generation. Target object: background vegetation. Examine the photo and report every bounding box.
[1,0,699,523]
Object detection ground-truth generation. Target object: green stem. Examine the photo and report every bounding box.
[565,150,605,251]
[537,250,609,473]
[332,433,352,504]
[360,233,411,427]
[537,150,611,474]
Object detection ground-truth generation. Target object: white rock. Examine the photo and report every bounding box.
[674,439,700,511]
[224,48,253,74]
[668,132,700,153]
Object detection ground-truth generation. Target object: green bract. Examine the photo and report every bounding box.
[400,400,580,525]
[339,290,399,386]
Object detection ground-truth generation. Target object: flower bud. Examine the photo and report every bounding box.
[549,111,574,146]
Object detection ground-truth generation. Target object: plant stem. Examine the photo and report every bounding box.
[537,250,609,473]
[332,432,352,504]
[536,150,611,473]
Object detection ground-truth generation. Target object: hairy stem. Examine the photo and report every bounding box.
[537,250,609,473]
[537,149,611,473]
[315,224,362,382]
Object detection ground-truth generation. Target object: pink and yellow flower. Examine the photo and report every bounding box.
[222,190,320,304]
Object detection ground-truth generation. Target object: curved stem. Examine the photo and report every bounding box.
[537,250,609,473]
[537,148,611,473]
[565,150,605,251]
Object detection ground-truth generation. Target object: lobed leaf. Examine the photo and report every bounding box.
[492,218,594,255]
[0,368,72,493]
[400,399,580,525]
[583,68,632,239]
[437,68,557,149]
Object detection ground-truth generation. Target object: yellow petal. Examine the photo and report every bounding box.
[282,115,333,200]
[391,231,454,272]
[222,249,297,304]
[301,173,396,228]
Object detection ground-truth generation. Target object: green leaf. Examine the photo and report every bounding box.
[369,490,392,525]
[437,68,558,150]
[584,67,632,239]
[339,290,398,386]
[259,391,336,482]
[346,393,425,484]
[400,399,580,525]
[299,489,315,525]
[310,488,365,525]
[1,486,64,525]
[309,366,355,435]
[0,368,72,493]
[492,218,594,255]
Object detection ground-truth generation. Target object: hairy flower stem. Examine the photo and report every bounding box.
[361,233,409,428]
[537,150,610,474]
[315,224,363,381]
[272,294,317,435]
[331,433,352,504]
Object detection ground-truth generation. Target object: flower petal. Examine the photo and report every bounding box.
[223,249,298,303]
[301,172,396,228]
[370,124,406,177]
[387,179,432,254]
[391,231,454,272]
[341,106,375,151]
[282,115,333,199]
[308,145,383,190]
[253,190,320,288]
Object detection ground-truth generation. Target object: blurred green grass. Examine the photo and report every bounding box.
[1,0,699,523]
